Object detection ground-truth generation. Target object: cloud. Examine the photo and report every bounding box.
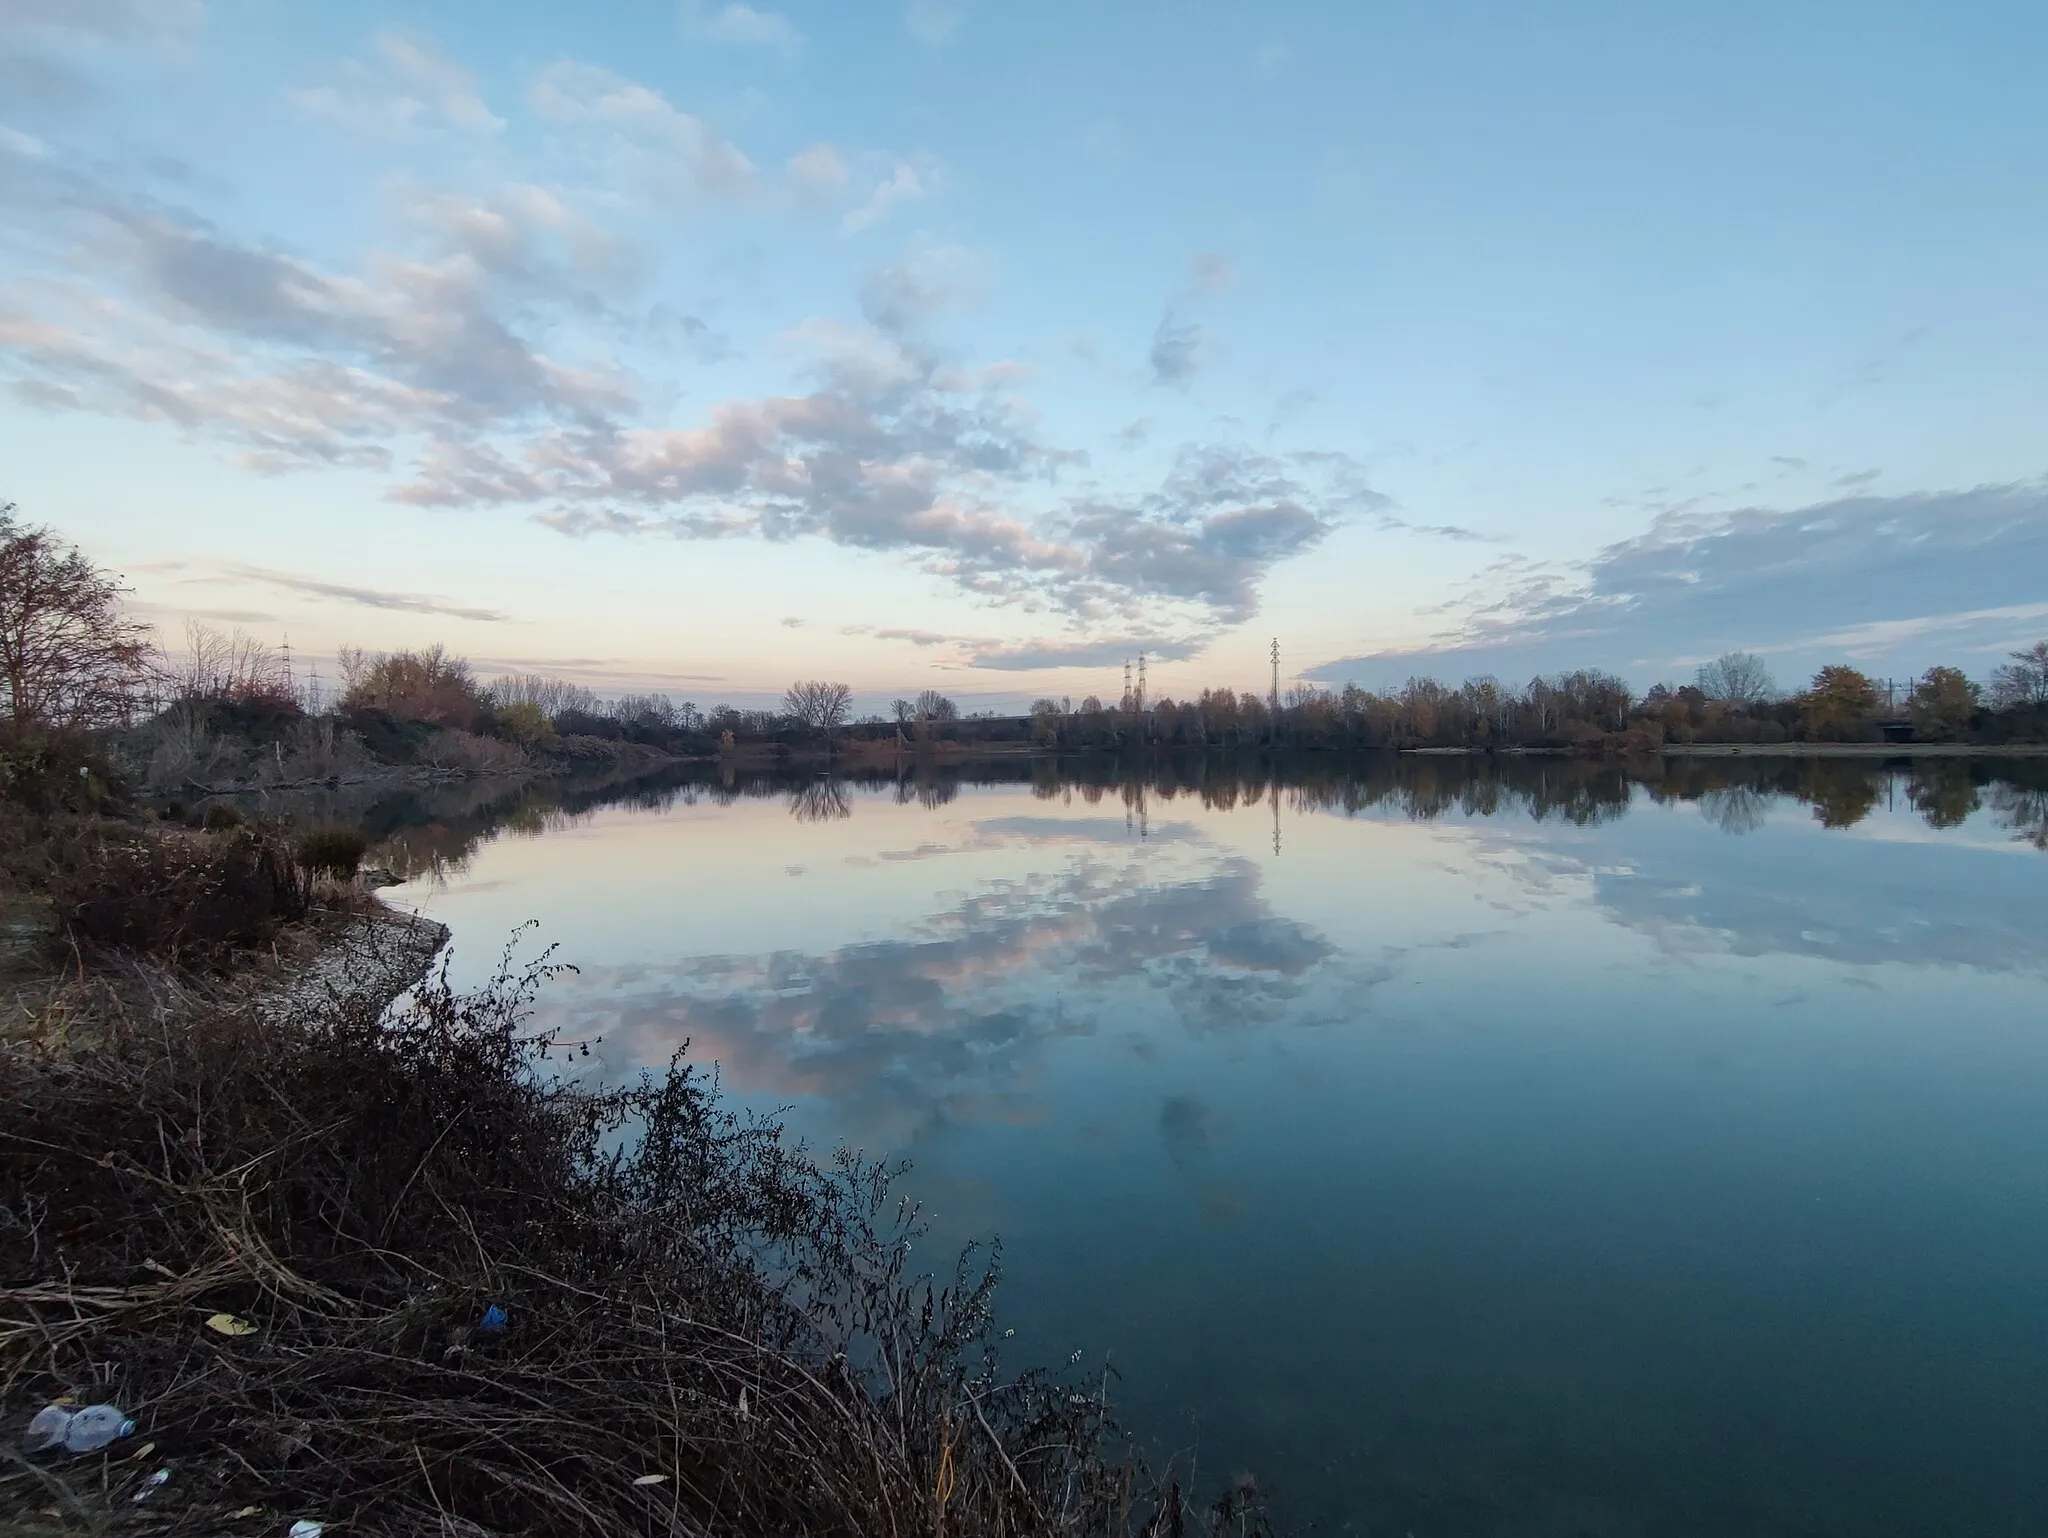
[682,0,800,47]
[1148,312,1207,387]
[1113,418,1151,449]
[528,60,754,203]
[432,314,1380,646]
[857,244,981,335]
[0,70,1382,670]
[157,560,515,622]
[530,840,1340,1142]
[1189,252,1235,294]
[0,154,638,476]
[0,126,49,159]
[904,0,964,46]
[294,33,504,136]
[1307,480,2048,689]
[0,0,201,37]
[786,142,848,204]
[842,161,927,232]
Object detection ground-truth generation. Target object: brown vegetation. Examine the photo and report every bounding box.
[0,953,1261,1538]
[0,505,151,738]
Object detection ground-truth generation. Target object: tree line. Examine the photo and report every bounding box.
[5,505,2046,769]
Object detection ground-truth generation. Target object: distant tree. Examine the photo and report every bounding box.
[341,644,483,728]
[1907,666,1981,741]
[1696,651,1775,705]
[1798,665,1881,738]
[1030,696,1062,746]
[495,699,555,746]
[166,621,293,710]
[1988,641,2048,709]
[784,680,852,742]
[1908,763,1980,829]
[1804,763,1882,828]
[788,779,852,822]
[0,503,152,737]
[891,698,915,732]
[914,689,958,723]
[488,672,600,720]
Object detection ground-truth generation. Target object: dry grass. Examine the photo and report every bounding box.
[0,942,1267,1538]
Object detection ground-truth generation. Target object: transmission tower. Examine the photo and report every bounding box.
[1270,637,1281,746]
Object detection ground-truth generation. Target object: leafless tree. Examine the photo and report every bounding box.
[164,621,291,708]
[488,671,599,718]
[1695,651,1776,704]
[914,689,958,722]
[0,504,153,736]
[784,680,852,740]
[788,778,852,822]
[1989,640,2048,709]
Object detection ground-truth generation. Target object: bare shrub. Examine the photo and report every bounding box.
[143,708,248,790]
[49,826,310,965]
[422,728,528,773]
[0,952,1260,1537]
[294,823,369,879]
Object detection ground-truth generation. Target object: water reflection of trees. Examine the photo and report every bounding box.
[240,753,2048,881]
[788,779,852,823]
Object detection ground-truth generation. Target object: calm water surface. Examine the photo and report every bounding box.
[376,757,2048,1535]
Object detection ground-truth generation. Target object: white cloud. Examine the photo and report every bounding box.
[904,0,963,46]
[528,60,755,203]
[0,125,49,158]
[682,0,800,47]
[0,0,201,37]
[294,33,503,136]
[843,162,927,232]
[786,142,849,205]
[377,34,503,132]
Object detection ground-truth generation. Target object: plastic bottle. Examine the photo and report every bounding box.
[63,1405,135,1452]
[22,1404,135,1454]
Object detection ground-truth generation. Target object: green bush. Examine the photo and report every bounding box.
[294,822,370,879]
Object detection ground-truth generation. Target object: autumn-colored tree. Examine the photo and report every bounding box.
[340,644,483,728]
[1798,665,1881,738]
[1907,666,1981,741]
[0,504,152,737]
[495,699,555,746]
[1804,763,1882,828]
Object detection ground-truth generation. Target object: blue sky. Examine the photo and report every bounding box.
[2,0,2044,707]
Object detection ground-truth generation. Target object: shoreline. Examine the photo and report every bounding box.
[1656,741,2048,758]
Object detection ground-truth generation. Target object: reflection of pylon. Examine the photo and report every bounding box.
[1272,781,1281,856]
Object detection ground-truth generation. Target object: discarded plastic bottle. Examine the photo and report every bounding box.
[22,1403,135,1454]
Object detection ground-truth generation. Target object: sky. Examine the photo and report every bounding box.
[2,0,2045,710]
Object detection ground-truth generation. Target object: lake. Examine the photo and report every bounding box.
[373,754,2048,1535]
